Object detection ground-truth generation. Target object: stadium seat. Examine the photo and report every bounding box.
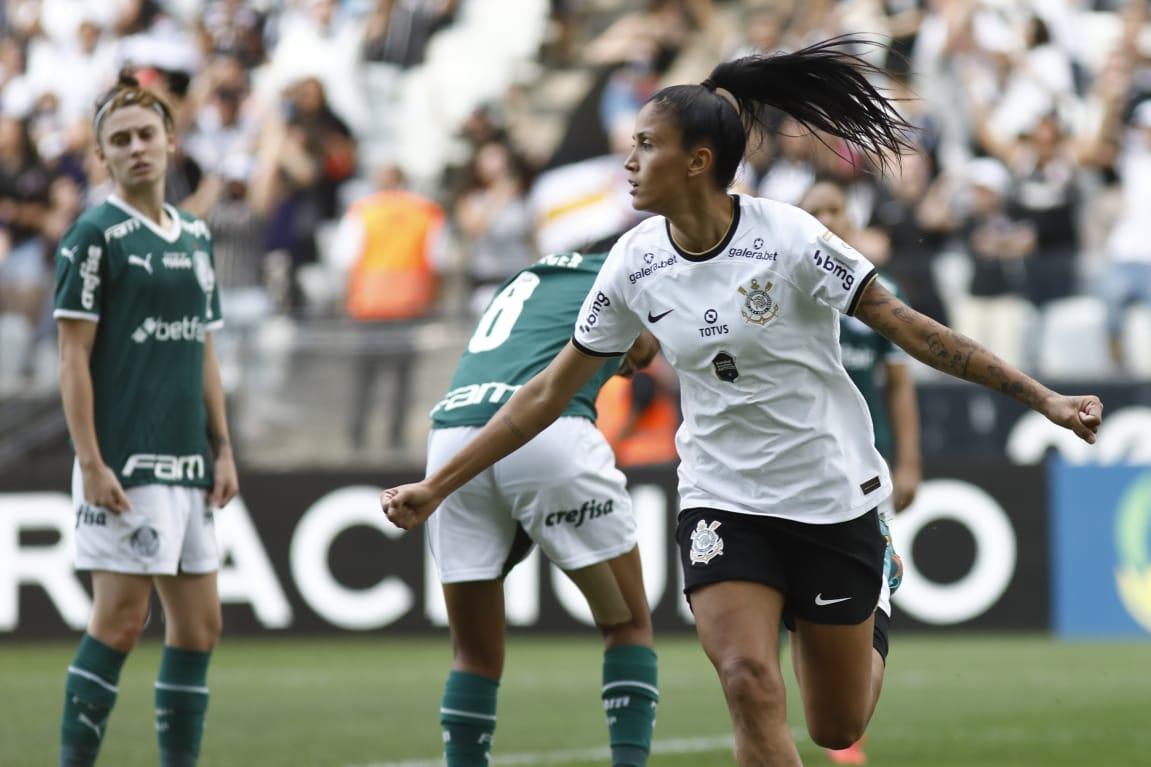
[1035,296,1116,379]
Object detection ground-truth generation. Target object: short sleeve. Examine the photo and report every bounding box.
[791,208,877,316]
[53,221,107,323]
[571,241,643,357]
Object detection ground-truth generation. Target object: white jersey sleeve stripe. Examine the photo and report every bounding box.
[54,309,100,322]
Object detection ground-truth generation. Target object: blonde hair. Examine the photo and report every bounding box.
[93,69,175,144]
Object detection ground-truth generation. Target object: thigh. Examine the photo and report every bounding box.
[426,428,521,583]
[790,615,876,730]
[443,580,506,677]
[90,570,153,628]
[500,418,637,571]
[690,580,787,683]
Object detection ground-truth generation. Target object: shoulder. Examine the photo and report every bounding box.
[62,205,116,244]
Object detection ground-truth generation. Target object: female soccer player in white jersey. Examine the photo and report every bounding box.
[384,38,1103,766]
[54,70,237,767]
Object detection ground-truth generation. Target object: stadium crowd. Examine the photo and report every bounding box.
[1,0,1149,462]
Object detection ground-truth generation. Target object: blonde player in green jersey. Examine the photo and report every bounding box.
[418,250,661,767]
[54,70,237,767]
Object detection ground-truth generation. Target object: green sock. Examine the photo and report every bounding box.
[441,670,499,767]
[60,633,127,767]
[155,646,211,767]
[602,645,659,767]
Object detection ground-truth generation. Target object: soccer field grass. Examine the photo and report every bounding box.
[3,634,1147,766]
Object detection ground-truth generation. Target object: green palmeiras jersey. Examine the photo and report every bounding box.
[838,272,907,459]
[431,251,618,428]
[53,195,223,489]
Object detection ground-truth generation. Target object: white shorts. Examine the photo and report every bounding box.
[426,417,637,583]
[71,461,219,575]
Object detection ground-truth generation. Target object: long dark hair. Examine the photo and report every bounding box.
[648,36,916,188]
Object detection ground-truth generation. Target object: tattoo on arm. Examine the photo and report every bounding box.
[500,414,528,443]
[856,284,1048,410]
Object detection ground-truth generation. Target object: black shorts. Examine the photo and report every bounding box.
[676,507,884,626]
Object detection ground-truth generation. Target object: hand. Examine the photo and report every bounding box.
[210,452,240,508]
[381,482,442,531]
[1043,395,1104,444]
[81,463,132,513]
[892,463,921,512]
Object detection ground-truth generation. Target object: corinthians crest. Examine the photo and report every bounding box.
[689,519,724,565]
[738,277,780,327]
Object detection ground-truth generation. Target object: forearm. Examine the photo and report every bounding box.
[427,373,569,498]
[857,286,1055,412]
[58,352,104,469]
[202,337,233,456]
[885,367,922,473]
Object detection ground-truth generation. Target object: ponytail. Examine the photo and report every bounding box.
[649,36,916,188]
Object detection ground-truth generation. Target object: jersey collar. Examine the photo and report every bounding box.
[664,194,741,262]
[108,194,183,243]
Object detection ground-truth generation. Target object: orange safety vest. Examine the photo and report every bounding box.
[595,373,679,468]
[345,190,444,321]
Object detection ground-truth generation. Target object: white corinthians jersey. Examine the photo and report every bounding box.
[574,195,891,523]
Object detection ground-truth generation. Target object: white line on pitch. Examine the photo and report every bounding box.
[345,734,736,767]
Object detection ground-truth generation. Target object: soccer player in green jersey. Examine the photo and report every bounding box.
[800,180,921,765]
[53,70,238,767]
[417,250,661,767]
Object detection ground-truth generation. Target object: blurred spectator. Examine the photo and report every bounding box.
[205,154,272,325]
[868,151,949,324]
[363,0,458,69]
[262,0,370,135]
[198,0,266,67]
[978,112,1082,306]
[0,114,51,326]
[250,76,357,311]
[757,116,817,206]
[1092,100,1151,371]
[25,10,116,125]
[925,156,1036,368]
[453,139,535,315]
[727,4,788,60]
[329,163,447,451]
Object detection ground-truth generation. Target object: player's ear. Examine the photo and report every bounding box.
[686,144,713,180]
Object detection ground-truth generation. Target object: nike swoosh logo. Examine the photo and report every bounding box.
[814,594,852,606]
[647,309,674,323]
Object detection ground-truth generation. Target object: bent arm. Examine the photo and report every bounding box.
[427,342,610,499]
[854,280,1102,444]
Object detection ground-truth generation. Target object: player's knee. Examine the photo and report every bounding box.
[807,717,866,750]
[716,656,783,713]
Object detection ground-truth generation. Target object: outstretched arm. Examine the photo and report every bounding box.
[854,280,1103,443]
[383,342,611,529]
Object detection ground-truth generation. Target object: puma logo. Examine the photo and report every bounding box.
[128,253,153,274]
